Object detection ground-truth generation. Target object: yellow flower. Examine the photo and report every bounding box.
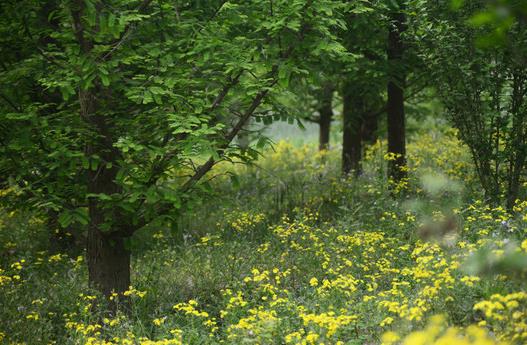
[380,317,394,327]
[152,317,166,326]
[26,312,39,321]
[305,332,319,344]
[521,239,527,252]
[382,331,400,345]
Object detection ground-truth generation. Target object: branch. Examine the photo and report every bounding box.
[100,0,154,61]
[180,84,274,193]
[304,116,320,124]
[118,0,317,235]
[145,70,244,186]
[22,14,66,68]
[208,70,244,115]
[178,61,283,193]
[121,73,278,236]
[0,93,22,112]
[71,0,92,54]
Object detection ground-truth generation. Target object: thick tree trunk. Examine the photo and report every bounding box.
[73,0,132,296]
[387,3,407,184]
[85,155,130,299]
[85,139,130,299]
[79,87,131,300]
[342,83,363,176]
[87,228,131,298]
[318,85,333,151]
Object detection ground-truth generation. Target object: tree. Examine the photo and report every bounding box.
[0,0,346,299]
[386,0,408,184]
[316,83,334,151]
[287,78,337,152]
[339,0,389,175]
[452,0,527,46]
[360,99,384,145]
[0,0,87,251]
[341,81,363,175]
[414,0,527,208]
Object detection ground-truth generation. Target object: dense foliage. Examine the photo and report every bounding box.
[412,0,527,208]
[0,0,347,297]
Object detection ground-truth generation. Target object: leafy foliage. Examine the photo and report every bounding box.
[412,0,527,208]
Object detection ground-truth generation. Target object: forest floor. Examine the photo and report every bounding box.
[1,123,527,344]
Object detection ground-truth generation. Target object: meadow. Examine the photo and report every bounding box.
[1,122,527,345]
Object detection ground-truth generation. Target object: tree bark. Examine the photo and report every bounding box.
[318,85,333,151]
[80,88,131,299]
[342,82,363,176]
[387,2,407,184]
[319,114,331,151]
[72,0,132,301]
[87,227,131,299]
[361,109,379,145]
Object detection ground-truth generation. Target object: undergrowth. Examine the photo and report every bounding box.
[1,126,527,344]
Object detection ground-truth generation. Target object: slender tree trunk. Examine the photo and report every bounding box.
[506,170,522,211]
[318,85,333,151]
[361,109,379,145]
[387,2,407,184]
[342,82,363,176]
[319,110,331,151]
[506,70,527,210]
[506,133,527,211]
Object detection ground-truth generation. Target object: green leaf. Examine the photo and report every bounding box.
[58,211,73,228]
[100,74,110,87]
[256,136,268,150]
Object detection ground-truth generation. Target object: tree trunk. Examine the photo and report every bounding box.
[85,129,130,299]
[87,227,131,298]
[506,141,526,211]
[73,0,131,295]
[361,109,379,145]
[319,111,331,151]
[318,85,333,151]
[84,108,132,302]
[342,82,363,176]
[387,3,407,184]
[79,86,131,300]
[506,70,527,210]
[85,143,130,300]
